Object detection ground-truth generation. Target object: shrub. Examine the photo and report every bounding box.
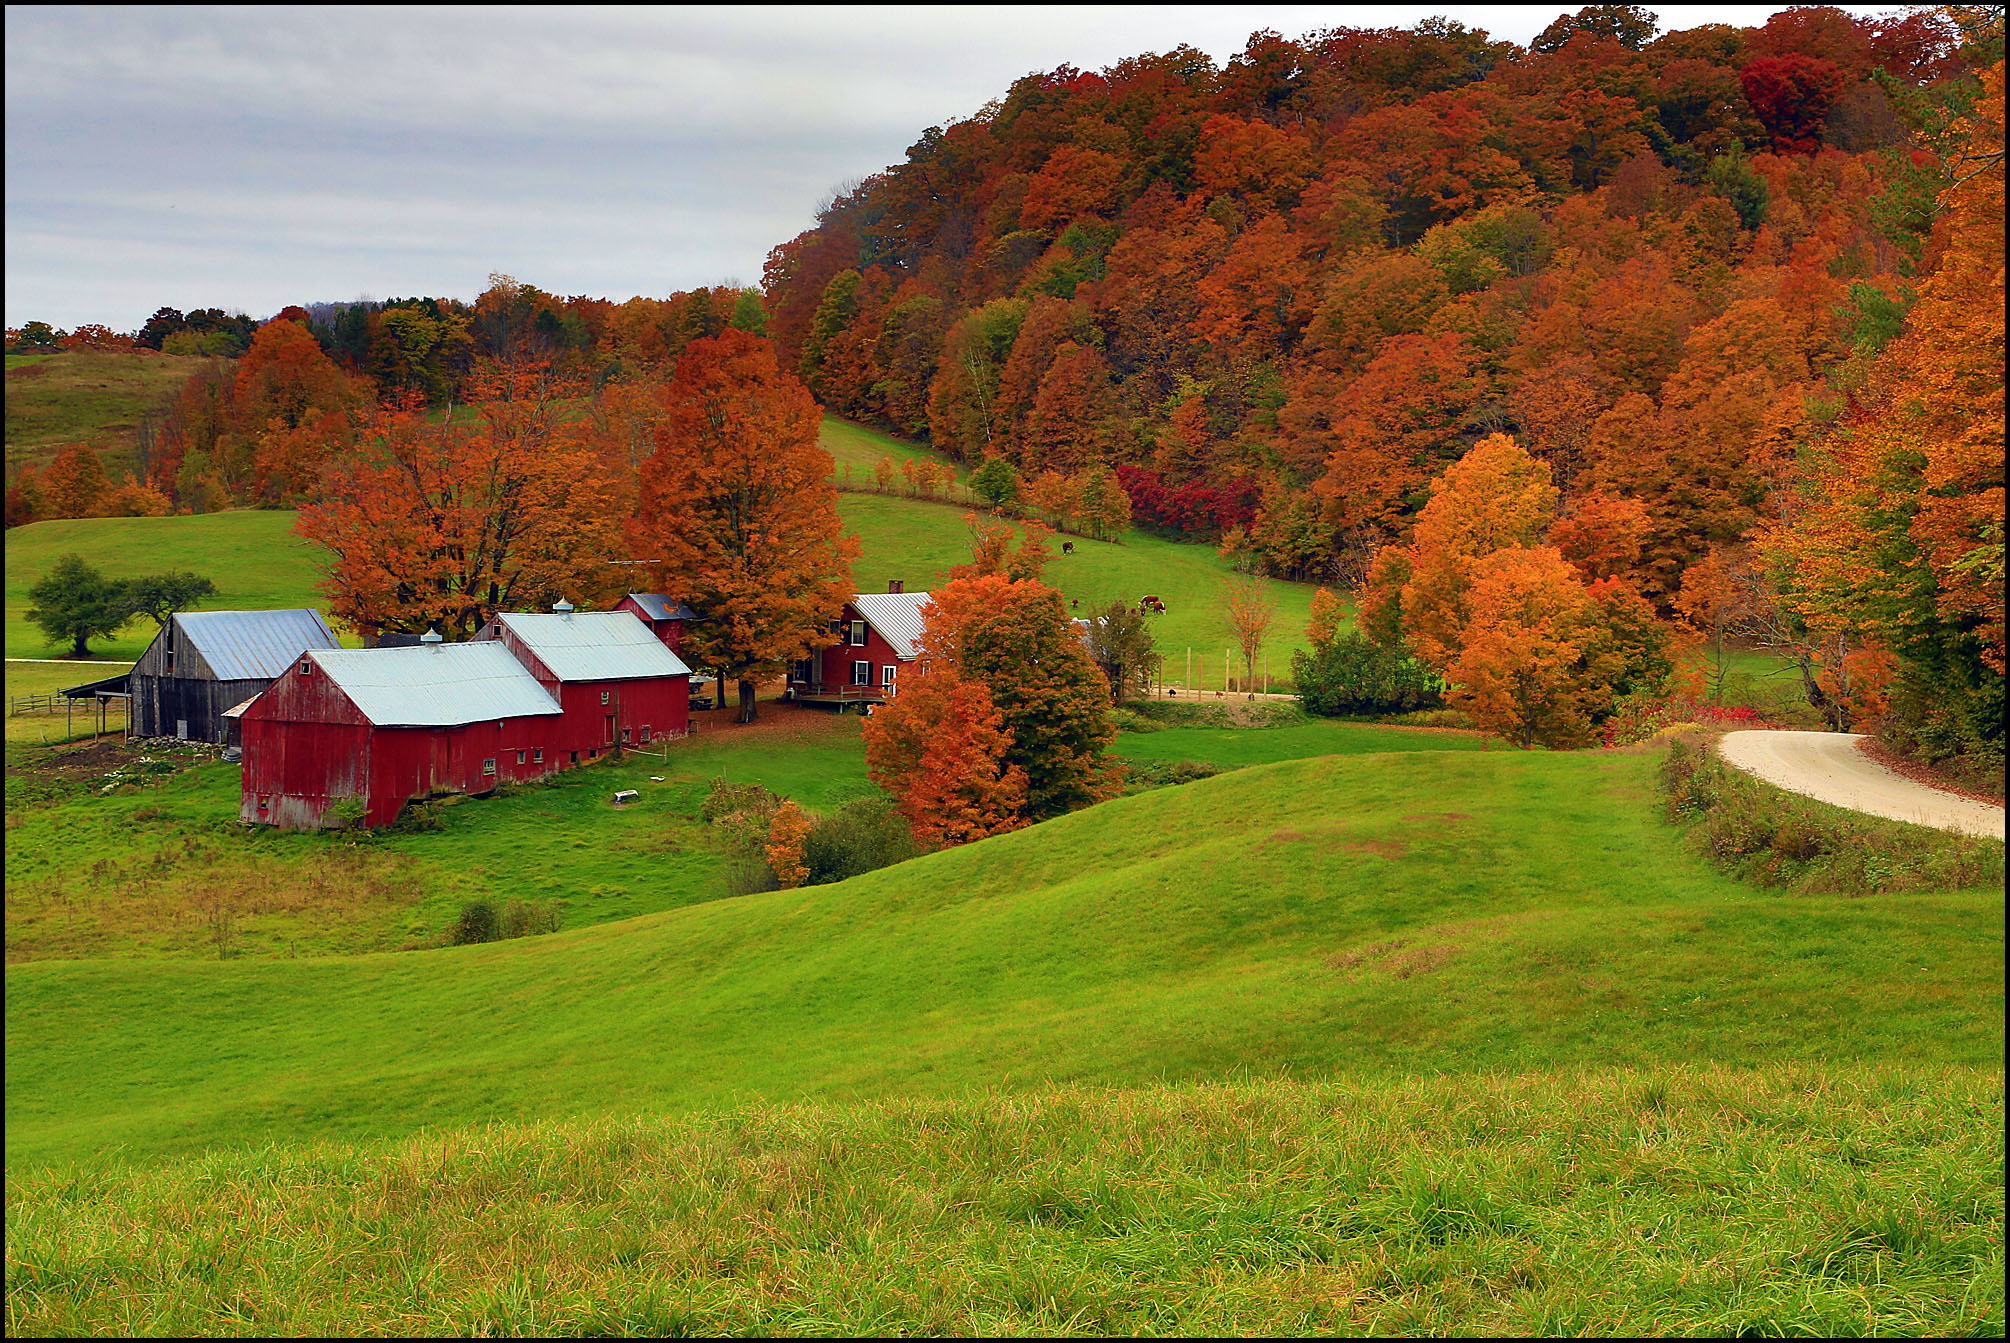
[499,898,562,938]
[802,796,927,885]
[1292,634,1443,718]
[449,900,500,945]
[1124,759,1231,794]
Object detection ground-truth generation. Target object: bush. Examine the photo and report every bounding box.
[1292,635,1443,718]
[445,896,561,945]
[802,796,927,885]
[449,900,500,945]
[1124,759,1231,794]
[1659,737,2003,895]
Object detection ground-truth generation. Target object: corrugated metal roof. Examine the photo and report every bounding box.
[624,593,699,622]
[177,609,341,680]
[491,611,693,682]
[310,643,562,726]
[219,695,260,720]
[852,591,933,659]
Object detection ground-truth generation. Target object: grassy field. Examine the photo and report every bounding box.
[4,511,339,660]
[820,415,967,487]
[7,1066,2000,1335]
[8,746,2002,1172]
[4,349,213,478]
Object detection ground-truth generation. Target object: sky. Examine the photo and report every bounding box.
[4,5,1882,332]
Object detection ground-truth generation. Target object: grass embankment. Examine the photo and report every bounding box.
[7,1067,2000,1336]
[8,748,2002,1170]
[4,349,213,478]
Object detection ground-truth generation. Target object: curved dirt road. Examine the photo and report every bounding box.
[1717,730,2004,840]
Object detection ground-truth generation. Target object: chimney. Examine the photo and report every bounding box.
[421,628,443,652]
[554,599,574,621]
[888,579,904,594]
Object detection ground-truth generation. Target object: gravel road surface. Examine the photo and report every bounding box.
[1717,730,2004,840]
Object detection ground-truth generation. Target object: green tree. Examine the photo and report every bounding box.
[729,288,769,335]
[969,455,1020,508]
[1084,599,1161,703]
[27,554,130,656]
[119,571,219,632]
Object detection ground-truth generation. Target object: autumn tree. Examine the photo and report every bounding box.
[40,445,109,520]
[1306,586,1343,650]
[630,330,860,722]
[1223,575,1277,691]
[861,666,1028,846]
[765,800,813,889]
[298,367,625,643]
[1084,599,1161,703]
[1449,546,1617,748]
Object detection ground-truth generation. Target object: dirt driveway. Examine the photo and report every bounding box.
[1718,730,2005,840]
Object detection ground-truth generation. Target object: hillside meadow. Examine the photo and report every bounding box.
[3,348,212,478]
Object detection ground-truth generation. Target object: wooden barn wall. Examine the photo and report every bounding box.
[133,675,271,743]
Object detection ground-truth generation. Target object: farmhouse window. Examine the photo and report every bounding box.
[516,750,526,765]
[851,660,872,686]
[792,658,814,683]
[483,758,497,776]
[883,664,897,687]
[640,726,652,743]
[601,690,611,705]
[849,620,867,647]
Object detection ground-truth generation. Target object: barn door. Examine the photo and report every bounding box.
[176,718,188,740]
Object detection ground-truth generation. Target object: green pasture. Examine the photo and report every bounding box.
[819,415,966,487]
[3,661,132,745]
[9,747,2002,1171]
[6,1066,2000,1335]
[4,511,340,661]
[1112,716,1491,769]
[4,348,211,477]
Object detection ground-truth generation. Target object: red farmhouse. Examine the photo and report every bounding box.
[239,636,565,829]
[477,605,692,758]
[787,586,930,708]
[612,593,698,654]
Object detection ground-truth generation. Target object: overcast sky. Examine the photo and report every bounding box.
[5,5,1879,332]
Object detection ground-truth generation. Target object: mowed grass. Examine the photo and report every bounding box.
[7,747,2002,1171]
[4,511,341,661]
[3,663,131,745]
[7,1067,2000,1336]
[4,349,212,477]
[820,415,966,487]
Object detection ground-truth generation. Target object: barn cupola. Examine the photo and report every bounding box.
[554,599,574,620]
[421,628,443,651]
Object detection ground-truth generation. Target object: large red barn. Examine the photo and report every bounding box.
[476,606,692,759]
[239,637,566,829]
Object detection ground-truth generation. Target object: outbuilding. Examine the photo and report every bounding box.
[239,636,565,829]
[128,608,341,743]
[612,593,698,654]
[477,604,692,758]
[788,583,929,708]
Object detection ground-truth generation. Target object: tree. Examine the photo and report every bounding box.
[1306,586,1344,651]
[91,475,174,518]
[1293,633,1444,716]
[1223,574,1277,691]
[1449,547,1614,749]
[118,571,219,632]
[27,554,129,656]
[1085,599,1161,703]
[40,445,110,520]
[5,463,43,529]
[861,665,1029,846]
[299,367,625,643]
[969,455,1020,508]
[629,330,860,722]
[765,800,813,889]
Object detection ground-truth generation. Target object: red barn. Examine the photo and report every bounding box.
[477,606,691,757]
[612,593,698,654]
[240,637,565,830]
[787,586,930,708]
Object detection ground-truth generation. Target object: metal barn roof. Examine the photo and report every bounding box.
[623,593,699,622]
[175,609,341,680]
[851,591,933,659]
[309,643,562,727]
[489,611,693,682]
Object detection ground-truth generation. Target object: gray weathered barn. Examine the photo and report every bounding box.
[127,609,341,743]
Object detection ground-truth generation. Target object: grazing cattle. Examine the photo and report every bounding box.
[1062,540,1074,554]
[1070,598,1079,609]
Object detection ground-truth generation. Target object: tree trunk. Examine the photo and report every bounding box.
[72,632,90,657]
[737,677,757,724]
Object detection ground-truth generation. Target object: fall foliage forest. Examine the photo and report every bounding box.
[4,4,2002,775]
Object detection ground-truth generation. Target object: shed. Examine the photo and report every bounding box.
[613,593,698,654]
[789,585,930,708]
[478,606,693,756]
[129,609,341,743]
[239,639,564,830]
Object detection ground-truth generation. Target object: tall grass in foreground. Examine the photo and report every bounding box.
[8,1067,2001,1336]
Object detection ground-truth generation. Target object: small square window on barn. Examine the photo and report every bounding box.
[569,751,579,764]
[516,749,526,765]
[483,758,497,776]
[601,690,611,705]
[851,660,872,686]
[534,749,544,763]
[299,660,312,676]
[640,726,651,743]
[849,620,867,647]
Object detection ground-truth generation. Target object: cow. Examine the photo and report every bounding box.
[1062,540,1074,554]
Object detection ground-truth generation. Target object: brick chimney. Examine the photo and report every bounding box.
[888,579,904,594]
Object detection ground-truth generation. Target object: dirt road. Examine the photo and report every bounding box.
[1717,730,2005,841]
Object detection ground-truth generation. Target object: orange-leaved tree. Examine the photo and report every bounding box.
[297,366,624,642]
[629,329,859,722]
[1450,546,1618,749]
[861,665,1028,846]
[764,800,813,890]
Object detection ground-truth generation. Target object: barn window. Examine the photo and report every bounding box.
[640,726,652,743]
[516,750,526,765]
[883,664,897,687]
[534,749,544,763]
[299,660,312,676]
[851,660,872,686]
[569,751,579,764]
[483,758,497,776]
[601,690,611,705]
[621,727,632,743]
